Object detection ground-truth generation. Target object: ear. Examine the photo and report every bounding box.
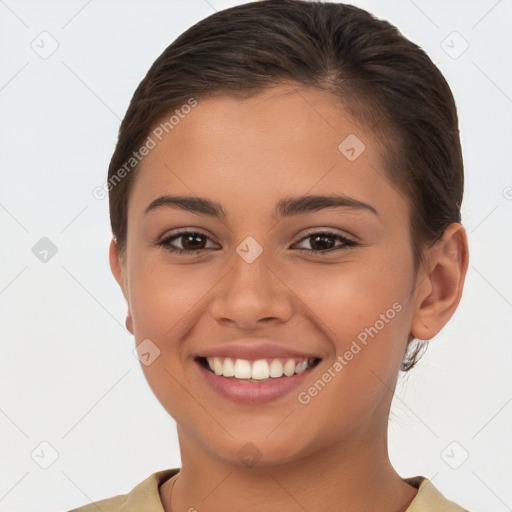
[109,238,134,334]
[410,223,469,340]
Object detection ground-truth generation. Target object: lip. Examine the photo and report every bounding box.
[196,341,321,361]
[194,340,323,404]
[195,356,322,405]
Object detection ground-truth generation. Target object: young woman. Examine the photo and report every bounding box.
[70,1,469,510]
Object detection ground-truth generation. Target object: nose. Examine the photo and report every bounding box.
[209,247,295,330]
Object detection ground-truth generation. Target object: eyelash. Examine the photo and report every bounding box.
[156,230,358,256]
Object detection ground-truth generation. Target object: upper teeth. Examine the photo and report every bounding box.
[206,357,314,380]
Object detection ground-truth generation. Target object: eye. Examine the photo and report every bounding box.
[156,230,358,256]
[157,231,219,254]
[292,231,358,254]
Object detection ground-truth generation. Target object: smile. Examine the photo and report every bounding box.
[195,355,322,404]
[199,356,320,381]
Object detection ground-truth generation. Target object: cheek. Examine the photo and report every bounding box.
[126,262,200,420]
[287,249,411,336]
[286,253,413,389]
[128,252,213,335]
[286,262,411,438]
[127,258,221,394]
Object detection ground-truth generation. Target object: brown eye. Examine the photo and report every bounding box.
[179,233,207,250]
[158,231,218,254]
[294,231,358,254]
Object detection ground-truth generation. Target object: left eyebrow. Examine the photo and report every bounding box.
[275,193,379,218]
[144,193,378,218]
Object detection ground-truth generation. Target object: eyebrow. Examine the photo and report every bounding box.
[144,194,378,218]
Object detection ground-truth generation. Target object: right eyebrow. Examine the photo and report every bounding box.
[144,196,227,218]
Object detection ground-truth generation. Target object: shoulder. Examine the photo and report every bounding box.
[404,476,470,512]
[66,468,179,512]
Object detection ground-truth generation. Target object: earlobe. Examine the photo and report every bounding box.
[410,223,469,340]
[125,313,134,334]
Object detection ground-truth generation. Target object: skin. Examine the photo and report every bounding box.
[110,84,469,512]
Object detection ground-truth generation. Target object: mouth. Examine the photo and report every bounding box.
[195,355,322,383]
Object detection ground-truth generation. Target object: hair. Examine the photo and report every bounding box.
[107,0,464,371]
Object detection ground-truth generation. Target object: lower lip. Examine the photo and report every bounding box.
[196,360,318,404]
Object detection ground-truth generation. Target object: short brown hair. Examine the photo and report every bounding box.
[107,0,464,371]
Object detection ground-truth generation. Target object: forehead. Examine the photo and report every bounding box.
[128,84,402,220]
[163,85,365,161]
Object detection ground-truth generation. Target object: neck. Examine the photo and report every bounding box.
[159,423,418,512]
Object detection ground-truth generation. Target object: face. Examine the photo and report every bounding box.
[112,84,429,467]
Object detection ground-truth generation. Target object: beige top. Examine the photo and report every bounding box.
[67,469,469,511]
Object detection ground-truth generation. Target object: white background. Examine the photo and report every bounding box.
[0,1,511,511]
